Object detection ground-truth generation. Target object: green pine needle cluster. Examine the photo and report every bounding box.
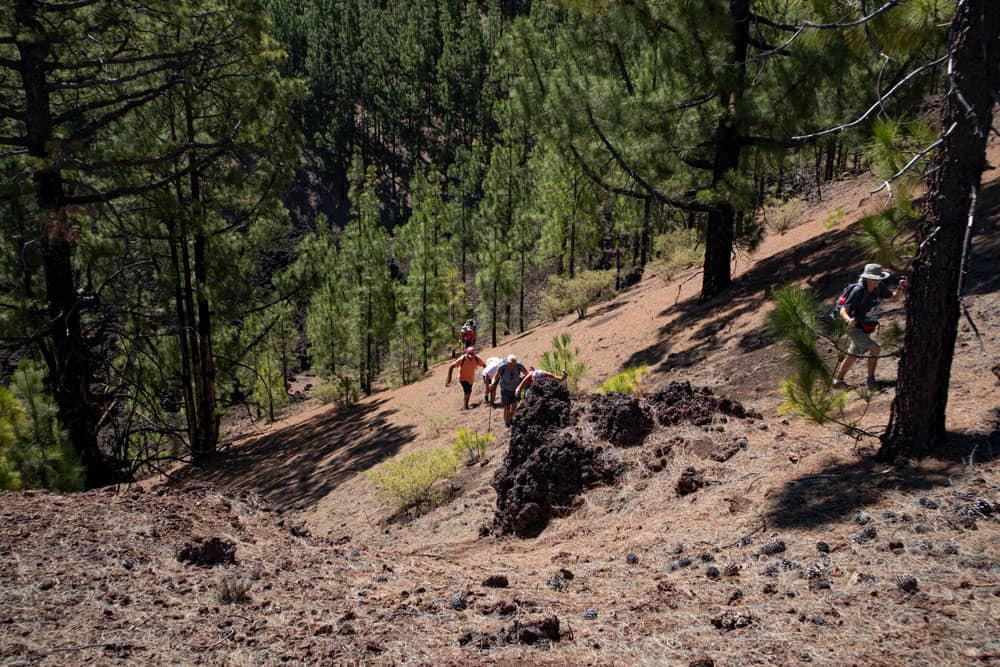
[452,427,493,464]
[768,287,844,425]
[0,362,84,492]
[598,366,648,396]
[540,334,587,395]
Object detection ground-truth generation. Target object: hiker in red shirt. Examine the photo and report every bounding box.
[446,347,486,410]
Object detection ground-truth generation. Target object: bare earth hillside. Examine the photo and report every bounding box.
[2,143,999,666]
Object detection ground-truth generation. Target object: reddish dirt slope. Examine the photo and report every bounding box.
[2,141,999,666]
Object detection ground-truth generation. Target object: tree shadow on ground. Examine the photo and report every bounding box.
[767,431,998,529]
[637,225,863,377]
[170,399,413,511]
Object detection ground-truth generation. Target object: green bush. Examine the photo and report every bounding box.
[651,227,701,281]
[765,199,805,234]
[0,387,24,490]
[540,333,587,395]
[7,361,83,491]
[311,374,359,409]
[365,446,460,509]
[541,270,615,320]
[598,366,648,396]
[452,427,493,463]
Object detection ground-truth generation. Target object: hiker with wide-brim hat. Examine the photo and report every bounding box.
[832,263,906,389]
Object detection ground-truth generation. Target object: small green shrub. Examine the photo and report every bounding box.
[765,199,805,234]
[0,387,24,490]
[598,366,648,396]
[452,427,493,463]
[311,375,359,409]
[541,270,615,319]
[365,447,460,509]
[7,361,83,491]
[217,577,252,605]
[651,227,702,281]
[540,333,587,394]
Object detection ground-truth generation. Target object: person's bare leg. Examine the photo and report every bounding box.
[835,354,857,381]
[866,344,881,381]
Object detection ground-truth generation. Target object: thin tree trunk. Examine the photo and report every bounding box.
[880,0,999,461]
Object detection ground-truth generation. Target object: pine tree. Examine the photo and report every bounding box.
[394,169,452,372]
[342,164,395,394]
[881,0,999,460]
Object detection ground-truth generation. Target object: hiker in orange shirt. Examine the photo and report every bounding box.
[446,347,486,410]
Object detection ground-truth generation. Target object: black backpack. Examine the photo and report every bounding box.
[829,282,863,321]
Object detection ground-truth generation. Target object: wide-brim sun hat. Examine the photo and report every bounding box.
[860,263,890,281]
[506,354,518,364]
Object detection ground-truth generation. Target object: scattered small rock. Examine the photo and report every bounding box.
[546,575,567,591]
[856,573,877,584]
[889,540,905,554]
[735,437,749,449]
[816,541,830,554]
[558,568,575,580]
[676,467,707,496]
[914,524,930,534]
[706,566,720,580]
[968,498,993,517]
[853,526,877,544]
[812,615,827,626]
[689,655,715,667]
[499,614,561,645]
[943,544,959,555]
[727,588,743,605]
[918,497,939,510]
[700,552,715,563]
[801,562,824,580]
[626,553,639,565]
[760,538,786,555]
[762,583,778,594]
[583,608,598,620]
[896,575,919,594]
[711,609,755,631]
[722,563,741,577]
[482,575,509,588]
[763,564,780,577]
[855,512,871,525]
[450,591,469,611]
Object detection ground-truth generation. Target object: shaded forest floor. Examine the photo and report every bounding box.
[2,141,999,666]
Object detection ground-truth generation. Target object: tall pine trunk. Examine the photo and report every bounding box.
[701,0,749,302]
[16,2,112,486]
[880,0,999,461]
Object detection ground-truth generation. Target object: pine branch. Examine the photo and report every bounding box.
[752,0,904,32]
[793,55,948,140]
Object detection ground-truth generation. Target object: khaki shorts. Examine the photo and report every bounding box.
[847,327,877,355]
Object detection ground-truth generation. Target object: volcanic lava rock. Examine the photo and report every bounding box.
[647,381,760,427]
[588,392,653,446]
[491,381,619,538]
[176,537,237,567]
[676,467,707,496]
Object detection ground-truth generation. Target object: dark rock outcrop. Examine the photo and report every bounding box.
[491,380,619,538]
[589,392,654,446]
